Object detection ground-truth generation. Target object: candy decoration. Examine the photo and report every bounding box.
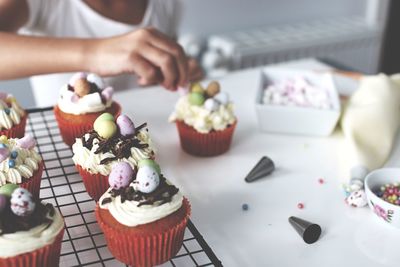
[10,188,35,217]
[74,78,91,97]
[204,98,220,112]
[86,73,104,89]
[109,162,134,190]
[191,83,204,94]
[214,92,229,105]
[68,72,87,86]
[10,151,18,159]
[116,115,135,136]
[345,189,368,207]
[375,183,400,205]
[138,159,161,175]
[297,203,304,209]
[8,159,15,168]
[94,112,114,125]
[0,184,19,197]
[0,147,9,163]
[101,86,114,101]
[95,120,117,139]
[206,81,221,97]
[0,194,7,213]
[16,135,36,149]
[71,93,80,103]
[242,203,249,211]
[318,178,324,184]
[188,92,205,106]
[4,108,10,115]
[135,165,160,194]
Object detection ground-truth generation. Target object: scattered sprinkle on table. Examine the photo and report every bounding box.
[318,178,325,184]
[242,203,249,211]
[297,203,304,209]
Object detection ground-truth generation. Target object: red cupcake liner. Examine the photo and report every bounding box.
[176,120,237,157]
[0,226,64,267]
[0,114,27,139]
[19,161,44,200]
[96,198,191,267]
[76,164,109,201]
[54,102,121,147]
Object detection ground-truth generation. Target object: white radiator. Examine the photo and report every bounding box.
[205,16,383,74]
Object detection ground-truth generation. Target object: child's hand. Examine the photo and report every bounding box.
[91,27,188,91]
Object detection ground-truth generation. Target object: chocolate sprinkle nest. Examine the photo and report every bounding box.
[0,202,55,235]
[81,123,152,165]
[101,175,179,207]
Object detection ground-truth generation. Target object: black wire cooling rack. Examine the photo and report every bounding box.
[25,107,222,267]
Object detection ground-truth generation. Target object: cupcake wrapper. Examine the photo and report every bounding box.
[76,164,109,201]
[0,114,27,139]
[176,120,237,157]
[0,227,64,267]
[19,161,44,200]
[54,102,121,147]
[96,198,191,267]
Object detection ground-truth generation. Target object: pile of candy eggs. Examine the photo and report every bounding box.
[93,113,135,139]
[376,182,400,206]
[186,81,229,111]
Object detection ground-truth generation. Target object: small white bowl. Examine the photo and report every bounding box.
[255,67,341,136]
[365,168,400,228]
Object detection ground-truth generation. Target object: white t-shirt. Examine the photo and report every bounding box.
[21,0,180,107]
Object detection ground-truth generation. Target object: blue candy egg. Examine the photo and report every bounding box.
[8,159,15,168]
[10,151,18,159]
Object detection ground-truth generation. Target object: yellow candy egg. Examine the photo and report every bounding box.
[94,113,114,130]
[95,120,117,139]
[0,135,7,143]
[191,83,204,94]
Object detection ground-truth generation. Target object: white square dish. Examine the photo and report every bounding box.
[255,67,341,136]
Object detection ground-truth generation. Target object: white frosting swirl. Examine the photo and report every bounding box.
[169,95,236,133]
[0,207,64,257]
[99,183,183,227]
[0,139,42,186]
[72,129,155,176]
[0,96,25,130]
[57,84,112,115]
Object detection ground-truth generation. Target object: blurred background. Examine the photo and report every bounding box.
[0,0,394,107]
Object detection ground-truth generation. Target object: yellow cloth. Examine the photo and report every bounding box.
[341,74,400,170]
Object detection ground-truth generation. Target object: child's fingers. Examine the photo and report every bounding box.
[139,44,179,90]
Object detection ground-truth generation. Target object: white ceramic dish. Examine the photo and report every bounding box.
[255,67,341,136]
[364,168,400,228]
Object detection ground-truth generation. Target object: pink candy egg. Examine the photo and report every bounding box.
[16,135,36,149]
[116,115,135,136]
[109,162,134,190]
[101,86,114,102]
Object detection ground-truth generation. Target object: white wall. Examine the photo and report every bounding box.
[179,0,368,36]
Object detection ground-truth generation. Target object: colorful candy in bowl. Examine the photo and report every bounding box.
[364,168,400,228]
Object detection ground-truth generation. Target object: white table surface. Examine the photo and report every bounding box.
[113,63,400,267]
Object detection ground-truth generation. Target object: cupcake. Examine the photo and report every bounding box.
[96,160,191,267]
[0,92,27,138]
[0,135,43,199]
[0,186,65,267]
[72,113,155,201]
[169,81,237,156]
[54,72,121,146]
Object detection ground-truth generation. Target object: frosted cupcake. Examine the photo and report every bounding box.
[0,92,27,138]
[169,81,237,156]
[54,72,121,146]
[0,135,43,199]
[96,160,191,267]
[72,113,155,201]
[0,186,65,267]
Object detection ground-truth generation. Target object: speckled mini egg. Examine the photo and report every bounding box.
[116,115,135,136]
[135,166,160,194]
[138,159,161,175]
[10,188,36,217]
[189,92,205,106]
[345,189,368,208]
[0,194,7,213]
[94,120,117,139]
[86,73,104,89]
[109,162,134,190]
[204,98,220,112]
[214,92,229,105]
